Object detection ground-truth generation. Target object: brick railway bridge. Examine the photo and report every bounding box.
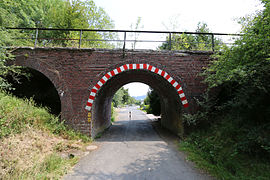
[11,47,211,137]
[6,28,235,137]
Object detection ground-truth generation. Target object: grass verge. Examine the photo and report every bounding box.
[0,91,92,179]
[179,134,270,180]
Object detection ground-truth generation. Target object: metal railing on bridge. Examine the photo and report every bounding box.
[5,27,241,51]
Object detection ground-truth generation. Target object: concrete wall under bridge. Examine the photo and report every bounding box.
[10,47,212,137]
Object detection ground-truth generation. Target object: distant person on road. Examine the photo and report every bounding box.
[129,111,131,120]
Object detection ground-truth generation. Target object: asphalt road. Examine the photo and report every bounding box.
[63,106,213,180]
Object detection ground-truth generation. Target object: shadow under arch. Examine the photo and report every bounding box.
[86,64,189,137]
[6,67,61,116]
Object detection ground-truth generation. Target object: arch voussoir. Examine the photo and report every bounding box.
[85,63,189,111]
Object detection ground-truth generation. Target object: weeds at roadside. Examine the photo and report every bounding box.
[179,136,270,180]
[0,91,92,179]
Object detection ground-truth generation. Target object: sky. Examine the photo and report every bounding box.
[94,0,264,97]
[94,0,263,32]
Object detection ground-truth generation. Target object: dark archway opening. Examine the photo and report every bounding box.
[5,67,61,116]
[91,69,183,137]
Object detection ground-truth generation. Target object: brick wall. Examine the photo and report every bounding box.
[11,47,212,136]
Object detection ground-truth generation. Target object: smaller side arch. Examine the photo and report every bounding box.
[85,64,189,111]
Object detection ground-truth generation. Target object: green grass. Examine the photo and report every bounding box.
[38,153,77,178]
[0,91,91,141]
[0,91,92,179]
[6,153,78,180]
[179,133,270,180]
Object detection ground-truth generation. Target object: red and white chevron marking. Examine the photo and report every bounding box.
[85,64,189,111]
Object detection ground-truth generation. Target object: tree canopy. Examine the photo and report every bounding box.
[0,0,115,47]
[0,0,115,89]
[143,88,161,116]
[159,22,221,51]
[112,87,140,107]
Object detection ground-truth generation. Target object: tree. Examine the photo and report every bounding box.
[44,0,115,47]
[121,88,130,104]
[0,0,115,47]
[0,0,25,89]
[159,22,221,51]
[112,87,124,107]
[144,88,161,116]
[0,28,15,89]
[0,0,115,89]
[194,22,215,50]
[112,87,140,107]
[189,0,270,158]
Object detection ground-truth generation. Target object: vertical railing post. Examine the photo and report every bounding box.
[34,28,39,48]
[211,33,215,51]
[79,30,82,48]
[123,31,126,51]
[169,32,172,50]
[122,31,126,58]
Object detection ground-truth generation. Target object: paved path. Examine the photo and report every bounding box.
[64,106,213,180]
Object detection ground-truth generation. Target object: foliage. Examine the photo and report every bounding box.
[0,1,36,87]
[181,1,270,178]
[143,88,161,116]
[0,30,14,89]
[200,0,270,157]
[0,0,115,48]
[0,10,22,89]
[0,91,91,179]
[159,22,221,51]
[112,87,139,107]
[0,91,91,141]
[1,142,79,180]
[5,153,78,180]
[179,139,270,180]
[112,87,125,107]
[40,0,115,48]
[36,153,78,179]
[0,0,115,88]
[111,102,116,122]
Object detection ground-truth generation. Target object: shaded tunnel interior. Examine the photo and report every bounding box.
[92,69,184,137]
[5,67,61,116]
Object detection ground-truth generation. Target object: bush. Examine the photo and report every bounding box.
[181,1,270,178]
[111,102,115,122]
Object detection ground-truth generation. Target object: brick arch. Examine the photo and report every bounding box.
[85,63,189,111]
[11,55,73,123]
